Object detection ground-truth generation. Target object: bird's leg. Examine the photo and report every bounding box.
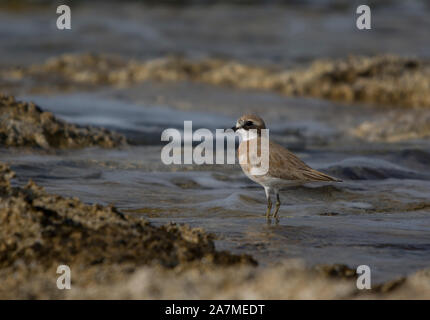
[264,187,272,219]
[266,197,272,219]
[273,191,281,219]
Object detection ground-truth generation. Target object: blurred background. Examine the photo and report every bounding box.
[1,0,430,285]
[1,0,430,65]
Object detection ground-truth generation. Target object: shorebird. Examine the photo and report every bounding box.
[230,114,341,220]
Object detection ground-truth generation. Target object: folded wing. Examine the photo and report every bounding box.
[268,141,341,182]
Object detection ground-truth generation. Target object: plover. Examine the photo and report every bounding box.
[230,114,341,220]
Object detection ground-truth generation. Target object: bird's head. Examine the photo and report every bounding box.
[230,114,266,139]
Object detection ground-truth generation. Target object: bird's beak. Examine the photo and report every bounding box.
[225,126,238,132]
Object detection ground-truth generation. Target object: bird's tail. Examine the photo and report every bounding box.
[303,169,342,182]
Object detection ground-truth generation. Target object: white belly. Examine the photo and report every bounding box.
[243,170,302,190]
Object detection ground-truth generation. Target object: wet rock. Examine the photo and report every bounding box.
[363,201,430,214]
[3,54,430,108]
[372,277,406,294]
[20,261,430,300]
[325,157,427,180]
[0,162,15,190]
[171,177,202,189]
[0,162,255,299]
[314,264,356,279]
[373,268,430,299]
[352,110,430,142]
[0,94,127,149]
[318,211,340,216]
[66,261,357,300]
[328,165,420,180]
[399,149,430,168]
[1,162,429,299]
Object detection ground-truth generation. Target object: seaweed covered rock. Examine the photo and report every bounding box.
[3,54,430,108]
[352,109,430,142]
[0,163,254,269]
[0,94,127,149]
[0,162,255,298]
[0,163,429,299]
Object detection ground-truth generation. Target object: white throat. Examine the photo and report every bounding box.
[237,128,258,141]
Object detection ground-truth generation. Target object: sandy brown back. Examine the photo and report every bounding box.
[239,138,340,182]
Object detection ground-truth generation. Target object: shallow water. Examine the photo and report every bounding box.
[2,82,430,284]
[4,145,430,284]
[1,1,430,284]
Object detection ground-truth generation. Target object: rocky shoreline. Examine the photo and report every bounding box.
[352,109,430,142]
[0,94,127,149]
[2,54,430,109]
[1,0,429,301]
[1,162,429,299]
[1,57,429,298]
[0,162,256,299]
[4,54,430,144]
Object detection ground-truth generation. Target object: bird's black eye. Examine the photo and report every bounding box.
[245,121,253,126]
